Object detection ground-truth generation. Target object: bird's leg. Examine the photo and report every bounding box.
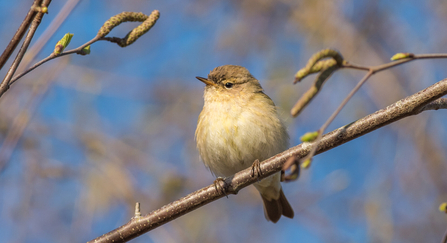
[281,156,300,182]
[214,177,228,198]
[251,159,262,180]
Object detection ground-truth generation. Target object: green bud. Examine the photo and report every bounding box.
[301,158,312,169]
[391,53,414,61]
[439,202,447,213]
[300,131,319,142]
[53,33,74,55]
[79,45,91,55]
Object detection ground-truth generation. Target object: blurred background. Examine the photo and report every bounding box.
[0,0,447,242]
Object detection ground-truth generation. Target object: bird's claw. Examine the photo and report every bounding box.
[214,177,228,198]
[281,156,300,182]
[251,159,262,180]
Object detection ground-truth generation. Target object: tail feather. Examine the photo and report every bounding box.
[261,189,294,223]
[279,189,294,218]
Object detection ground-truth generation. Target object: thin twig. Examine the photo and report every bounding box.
[417,98,447,113]
[420,98,447,112]
[15,0,81,76]
[300,70,373,168]
[9,36,100,85]
[0,0,51,98]
[0,0,42,70]
[285,51,447,174]
[89,78,447,243]
[343,53,447,73]
[8,10,160,88]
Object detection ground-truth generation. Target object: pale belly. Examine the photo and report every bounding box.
[196,102,288,177]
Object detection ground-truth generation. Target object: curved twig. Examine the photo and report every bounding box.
[9,36,100,85]
[5,10,160,93]
[285,50,447,175]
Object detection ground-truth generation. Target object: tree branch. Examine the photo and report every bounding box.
[287,50,447,173]
[89,79,447,243]
[13,0,81,76]
[0,0,51,97]
[0,0,42,70]
[7,10,160,89]
[417,98,447,113]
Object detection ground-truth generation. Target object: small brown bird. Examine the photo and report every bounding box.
[195,65,294,223]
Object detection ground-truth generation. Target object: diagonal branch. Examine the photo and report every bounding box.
[0,0,42,70]
[0,0,51,96]
[89,79,447,243]
[0,0,51,97]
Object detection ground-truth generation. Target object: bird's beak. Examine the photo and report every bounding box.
[196,76,216,86]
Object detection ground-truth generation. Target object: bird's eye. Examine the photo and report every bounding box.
[224,82,234,89]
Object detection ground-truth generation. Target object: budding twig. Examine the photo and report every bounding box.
[284,50,447,178]
[5,10,160,93]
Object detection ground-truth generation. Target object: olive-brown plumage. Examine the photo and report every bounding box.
[195,65,294,222]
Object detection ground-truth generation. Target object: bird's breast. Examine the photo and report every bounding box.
[196,96,288,177]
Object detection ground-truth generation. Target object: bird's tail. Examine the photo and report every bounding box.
[260,188,294,223]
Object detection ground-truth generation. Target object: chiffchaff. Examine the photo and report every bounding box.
[195,65,294,223]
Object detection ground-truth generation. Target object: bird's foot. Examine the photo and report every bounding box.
[251,159,262,180]
[281,156,300,182]
[214,177,228,198]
